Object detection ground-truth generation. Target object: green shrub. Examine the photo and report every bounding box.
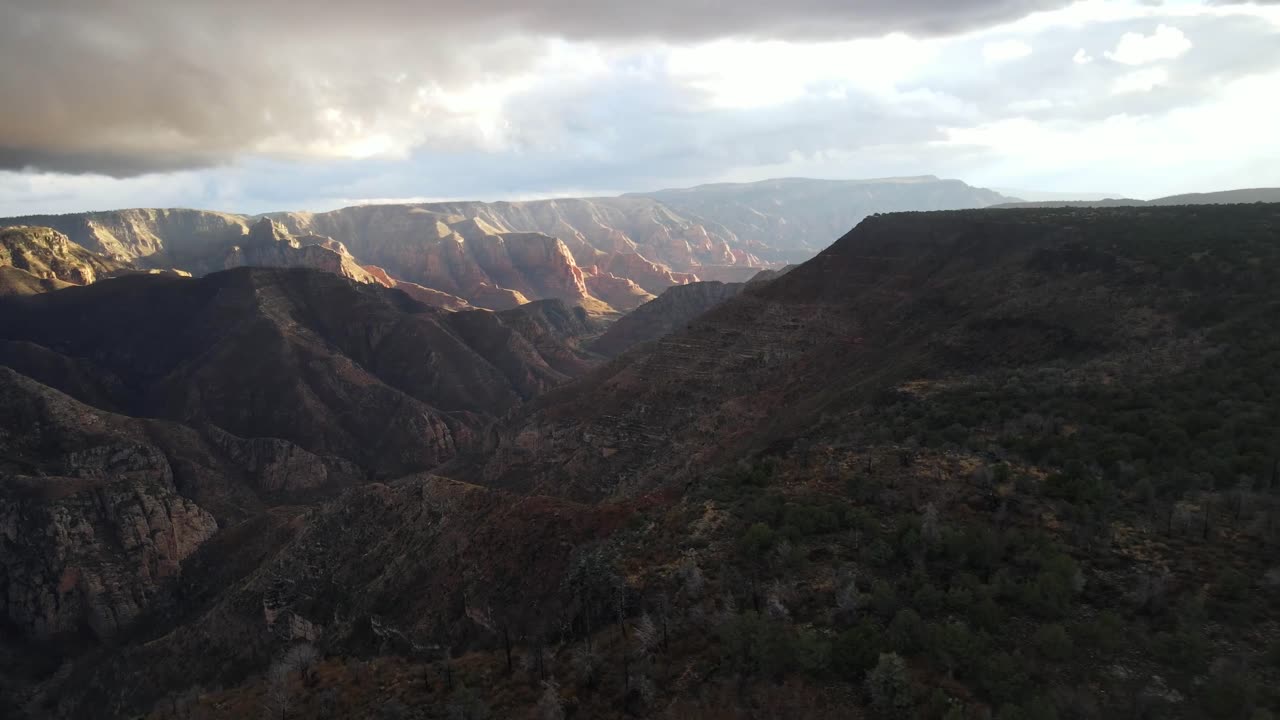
[738,523,776,558]
[1033,624,1073,662]
[832,620,883,678]
[866,653,914,717]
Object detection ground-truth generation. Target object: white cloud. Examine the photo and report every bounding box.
[1111,66,1169,94]
[939,68,1280,197]
[983,39,1033,62]
[666,34,939,109]
[1073,48,1094,64]
[1104,24,1192,65]
[1008,98,1054,112]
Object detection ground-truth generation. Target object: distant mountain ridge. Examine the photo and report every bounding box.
[992,186,1280,208]
[0,176,1021,312]
[632,175,1018,260]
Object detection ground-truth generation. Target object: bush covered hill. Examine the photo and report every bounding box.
[4,204,1280,719]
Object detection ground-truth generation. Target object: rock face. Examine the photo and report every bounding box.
[583,271,655,312]
[599,252,698,295]
[221,219,380,285]
[270,196,767,280]
[269,207,615,311]
[0,368,221,641]
[0,179,1025,313]
[362,265,472,310]
[0,226,134,287]
[0,209,251,271]
[265,199,774,310]
[634,176,1018,260]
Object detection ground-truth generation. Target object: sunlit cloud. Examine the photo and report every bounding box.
[1104,24,1192,65]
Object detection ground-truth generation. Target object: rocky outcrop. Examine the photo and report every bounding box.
[584,271,655,312]
[362,265,472,310]
[601,252,698,295]
[266,199,772,310]
[0,368,219,641]
[0,196,780,314]
[0,225,134,286]
[688,264,767,283]
[223,219,381,284]
[0,209,250,271]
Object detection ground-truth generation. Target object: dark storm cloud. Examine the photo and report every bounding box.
[0,0,1071,176]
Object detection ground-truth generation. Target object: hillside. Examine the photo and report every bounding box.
[4,205,1280,720]
[589,281,749,357]
[634,176,1018,260]
[0,267,602,479]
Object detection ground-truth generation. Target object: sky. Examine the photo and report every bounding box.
[1,0,1278,215]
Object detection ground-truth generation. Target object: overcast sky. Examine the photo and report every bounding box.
[1,0,1277,215]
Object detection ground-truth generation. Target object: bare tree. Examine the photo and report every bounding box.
[571,643,603,689]
[264,643,319,720]
[264,660,293,720]
[765,581,790,621]
[835,565,860,619]
[921,502,941,547]
[537,680,565,720]
[633,613,660,655]
[1134,568,1171,614]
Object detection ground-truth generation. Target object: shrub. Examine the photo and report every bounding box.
[738,523,776,558]
[832,620,883,678]
[866,653,914,717]
[1033,624,1073,662]
[887,609,925,654]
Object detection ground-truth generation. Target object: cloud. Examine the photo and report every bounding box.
[983,39,1034,62]
[0,0,1073,176]
[1104,24,1193,64]
[1,1,1278,212]
[1073,48,1095,64]
[1111,66,1170,93]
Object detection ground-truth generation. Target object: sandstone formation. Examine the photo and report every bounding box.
[0,193,785,314]
[598,252,698,295]
[221,219,381,285]
[0,225,134,286]
[1,208,251,271]
[583,271,655,313]
[362,265,472,310]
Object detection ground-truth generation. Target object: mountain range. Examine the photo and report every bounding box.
[2,184,1279,719]
[633,176,1017,261]
[0,177,1016,314]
